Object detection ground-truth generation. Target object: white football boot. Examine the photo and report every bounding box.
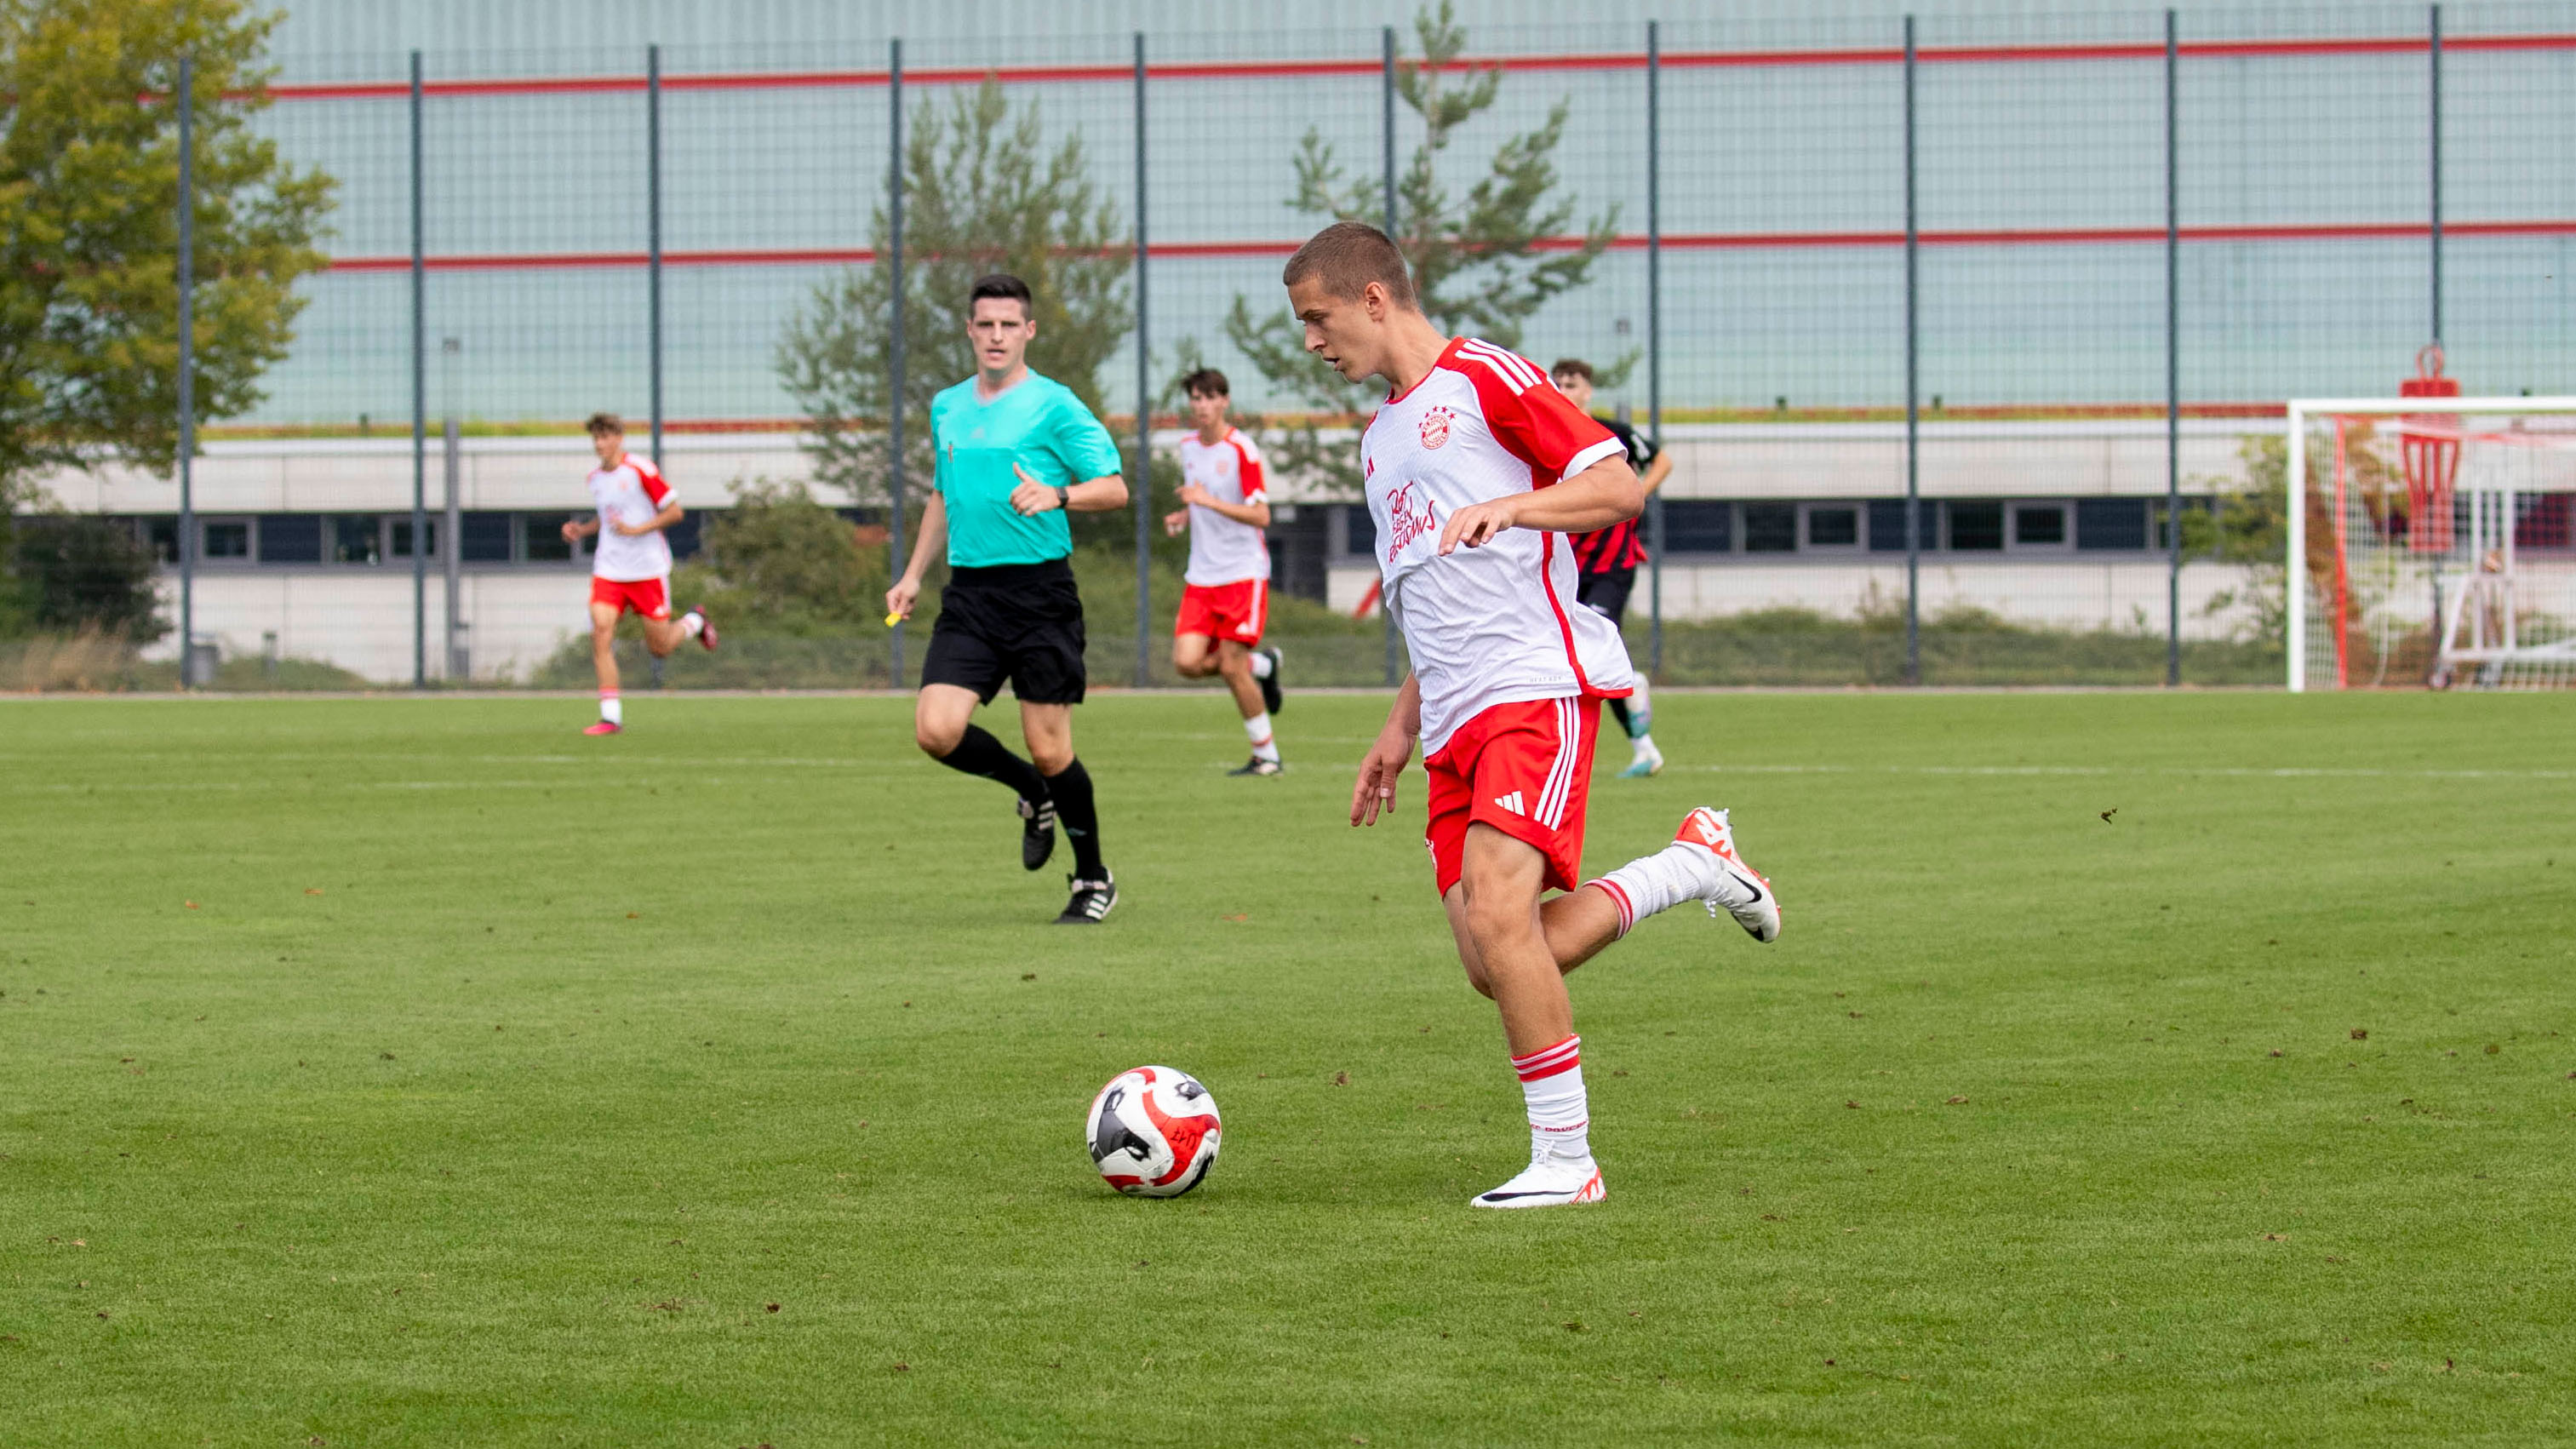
[1470,1145,1607,1209]
[1674,806,1781,943]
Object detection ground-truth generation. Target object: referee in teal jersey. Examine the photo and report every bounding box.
[887,274,1131,925]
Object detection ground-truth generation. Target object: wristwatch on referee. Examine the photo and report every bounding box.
[1052,485,1069,512]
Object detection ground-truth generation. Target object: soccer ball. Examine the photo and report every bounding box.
[1085,1065,1221,1198]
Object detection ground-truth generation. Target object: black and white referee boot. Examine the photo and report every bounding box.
[1019,795,1058,871]
[1055,872,1118,925]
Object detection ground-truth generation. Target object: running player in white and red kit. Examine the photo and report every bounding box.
[1285,222,1780,1209]
[1164,369,1287,776]
[561,413,715,735]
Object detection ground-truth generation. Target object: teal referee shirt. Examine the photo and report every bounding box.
[930,371,1125,569]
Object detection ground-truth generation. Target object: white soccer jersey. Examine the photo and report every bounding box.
[1176,427,1269,587]
[587,453,675,582]
[1362,337,1636,756]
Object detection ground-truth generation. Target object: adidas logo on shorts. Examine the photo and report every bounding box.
[1493,791,1528,817]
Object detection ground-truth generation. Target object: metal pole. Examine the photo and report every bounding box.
[1133,32,1152,690]
[176,54,196,684]
[443,338,462,681]
[648,43,663,467]
[1646,20,1664,678]
[2429,3,2443,348]
[887,38,907,687]
[2285,405,2306,691]
[1903,16,1921,686]
[2166,8,2181,688]
[1382,24,1400,687]
[410,49,427,690]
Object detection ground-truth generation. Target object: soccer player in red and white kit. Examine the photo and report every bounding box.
[1286,222,1780,1209]
[561,413,715,735]
[1164,369,1287,776]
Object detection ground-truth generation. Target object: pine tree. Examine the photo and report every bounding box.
[1216,1,1619,496]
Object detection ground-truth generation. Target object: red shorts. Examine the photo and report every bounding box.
[1175,578,1268,646]
[591,576,671,620]
[1423,696,1600,898]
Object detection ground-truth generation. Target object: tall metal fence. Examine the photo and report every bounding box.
[172,5,2576,688]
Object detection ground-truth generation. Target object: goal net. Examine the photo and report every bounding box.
[2287,396,2576,690]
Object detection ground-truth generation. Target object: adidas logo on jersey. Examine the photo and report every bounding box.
[1493,791,1528,817]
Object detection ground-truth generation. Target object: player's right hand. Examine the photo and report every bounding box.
[1162,508,1190,537]
[559,519,582,543]
[884,576,920,621]
[1349,729,1413,828]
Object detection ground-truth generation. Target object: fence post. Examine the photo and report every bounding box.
[176,53,197,684]
[887,38,907,689]
[443,338,463,679]
[410,49,427,690]
[1902,15,1920,686]
[648,43,663,467]
[1646,20,1663,678]
[1382,24,1400,688]
[2429,3,2442,347]
[1133,31,1152,690]
[2165,8,2181,688]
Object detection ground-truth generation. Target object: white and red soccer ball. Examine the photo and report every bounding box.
[1085,1065,1221,1198]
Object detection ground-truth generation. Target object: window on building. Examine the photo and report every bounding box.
[257,513,323,564]
[524,513,577,562]
[2075,498,2147,551]
[331,515,382,564]
[1662,501,1732,553]
[390,518,438,559]
[2012,503,2068,548]
[1344,503,1377,558]
[1742,503,1798,553]
[462,512,515,563]
[1868,499,1939,553]
[1948,500,2004,551]
[202,518,252,561]
[1806,504,1859,548]
[142,516,180,564]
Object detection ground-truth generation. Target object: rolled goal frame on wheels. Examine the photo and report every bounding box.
[2287,395,2576,692]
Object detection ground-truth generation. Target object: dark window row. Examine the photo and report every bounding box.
[1342,498,2205,559]
[115,512,706,569]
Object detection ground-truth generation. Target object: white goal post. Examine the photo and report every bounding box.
[2286,396,2576,691]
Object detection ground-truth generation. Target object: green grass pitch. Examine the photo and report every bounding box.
[3,690,2571,1446]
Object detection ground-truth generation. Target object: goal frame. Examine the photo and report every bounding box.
[2284,396,2576,691]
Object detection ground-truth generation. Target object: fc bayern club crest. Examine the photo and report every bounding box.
[1418,406,1453,450]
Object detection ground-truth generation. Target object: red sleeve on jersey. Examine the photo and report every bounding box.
[1449,340,1619,487]
[1227,433,1268,501]
[632,455,674,507]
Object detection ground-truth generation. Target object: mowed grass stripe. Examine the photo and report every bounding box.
[2,693,2569,1446]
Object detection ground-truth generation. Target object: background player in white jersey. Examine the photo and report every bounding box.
[1285,222,1780,1210]
[1163,369,1286,776]
[561,413,715,736]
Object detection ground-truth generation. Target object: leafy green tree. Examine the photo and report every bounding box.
[0,0,332,550]
[7,514,169,641]
[777,77,1131,537]
[673,478,890,637]
[1218,1,1621,496]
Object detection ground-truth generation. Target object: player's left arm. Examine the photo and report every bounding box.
[608,464,683,536]
[1009,395,1132,514]
[1639,443,1674,496]
[1439,454,1640,554]
[610,498,685,536]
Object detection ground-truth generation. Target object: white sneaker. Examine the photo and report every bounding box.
[1469,1148,1606,1209]
[1674,806,1781,943]
[1617,736,1664,779]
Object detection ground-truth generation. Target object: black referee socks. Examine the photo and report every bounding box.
[937,724,1049,803]
[1045,758,1106,879]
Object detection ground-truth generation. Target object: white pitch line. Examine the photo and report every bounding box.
[1679,764,2576,782]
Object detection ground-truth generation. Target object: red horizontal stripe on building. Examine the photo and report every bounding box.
[314,219,2576,274]
[252,31,2576,102]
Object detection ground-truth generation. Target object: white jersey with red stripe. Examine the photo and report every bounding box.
[587,453,675,582]
[1176,427,1269,586]
[1362,336,1635,756]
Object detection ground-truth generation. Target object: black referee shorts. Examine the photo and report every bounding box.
[1577,567,1635,627]
[921,558,1089,706]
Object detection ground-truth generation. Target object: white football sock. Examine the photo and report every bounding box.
[598,693,623,725]
[1244,711,1280,763]
[1513,1034,1589,1161]
[1248,650,1274,679]
[1585,841,1720,938]
[1629,677,1653,738]
[678,610,705,639]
